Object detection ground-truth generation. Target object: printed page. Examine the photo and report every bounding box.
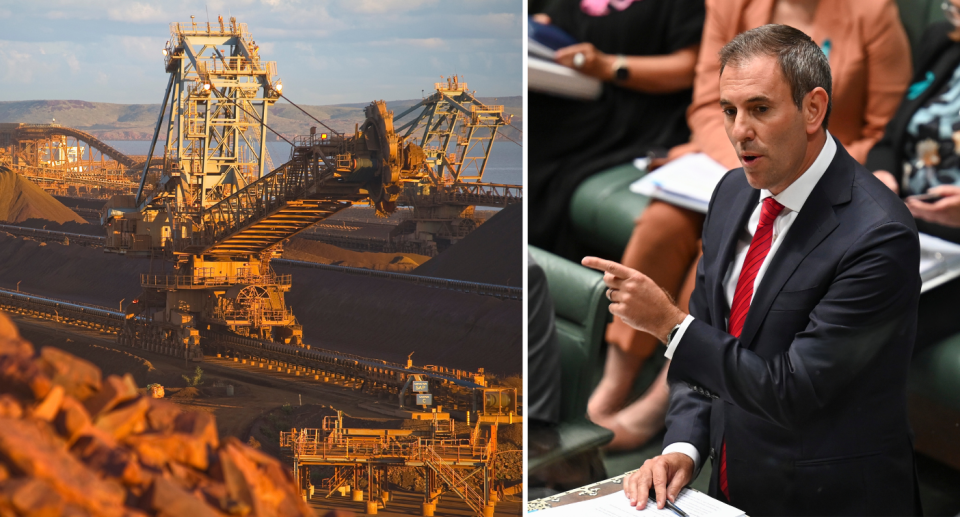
[531,489,744,517]
[528,58,602,100]
[528,39,557,60]
[919,232,960,292]
[630,153,729,214]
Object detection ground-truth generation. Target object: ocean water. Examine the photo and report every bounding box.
[101,139,522,186]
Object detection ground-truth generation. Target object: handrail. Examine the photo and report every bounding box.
[140,273,292,288]
[422,444,485,515]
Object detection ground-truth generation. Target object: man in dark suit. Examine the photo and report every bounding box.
[584,25,922,516]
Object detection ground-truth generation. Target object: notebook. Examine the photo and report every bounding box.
[530,488,745,517]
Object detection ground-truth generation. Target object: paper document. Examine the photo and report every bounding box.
[630,153,728,213]
[531,489,744,517]
[919,232,960,292]
[528,39,556,60]
[528,58,602,100]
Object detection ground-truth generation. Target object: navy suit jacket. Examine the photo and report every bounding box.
[664,139,922,516]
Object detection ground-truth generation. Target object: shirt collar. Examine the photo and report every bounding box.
[759,131,836,213]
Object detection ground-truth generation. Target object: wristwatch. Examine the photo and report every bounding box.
[612,54,629,82]
[666,322,682,345]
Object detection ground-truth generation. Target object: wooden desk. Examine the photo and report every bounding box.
[528,472,632,512]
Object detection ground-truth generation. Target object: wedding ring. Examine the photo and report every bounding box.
[573,52,586,69]
[606,288,613,301]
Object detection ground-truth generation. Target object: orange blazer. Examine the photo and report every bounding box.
[679,0,912,168]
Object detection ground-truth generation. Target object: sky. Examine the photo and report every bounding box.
[0,0,522,105]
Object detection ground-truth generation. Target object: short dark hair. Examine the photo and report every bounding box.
[719,24,832,129]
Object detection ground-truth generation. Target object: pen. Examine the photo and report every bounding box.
[648,488,689,517]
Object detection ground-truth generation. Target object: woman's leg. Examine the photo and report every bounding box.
[588,200,705,426]
[606,247,702,450]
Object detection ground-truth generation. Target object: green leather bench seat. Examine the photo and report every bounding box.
[528,246,614,472]
[909,335,960,470]
[910,335,960,412]
[896,0,947,61]
[569,164,650,258]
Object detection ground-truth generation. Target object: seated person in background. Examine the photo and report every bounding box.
[593,0,913,451]
[867,0,960,349]
[529,0,705,257]
[528,253,562,427]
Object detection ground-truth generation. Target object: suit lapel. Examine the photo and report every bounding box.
[737,143,853,348]
[712,184,759,323]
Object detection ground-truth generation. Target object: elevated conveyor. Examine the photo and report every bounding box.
[3,123,139,168]
[176,156,361,256]
[0,123,142,197]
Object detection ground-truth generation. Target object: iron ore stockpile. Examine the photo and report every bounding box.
[0,167,87,225]
[282,238,431,273]
[0,233,146,308]
[413,204,522,287]
[0,312,311,516]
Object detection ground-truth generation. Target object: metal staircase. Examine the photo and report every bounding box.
[422,444,486,516]
[323,467,352,499]
[177,150,366,255]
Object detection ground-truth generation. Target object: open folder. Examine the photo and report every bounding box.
[530,488,745,517]
[629,152,960,292]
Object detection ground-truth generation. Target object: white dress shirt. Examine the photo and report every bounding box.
[661,133,837,470]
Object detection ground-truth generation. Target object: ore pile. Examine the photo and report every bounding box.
[413,202,521,287]
[0,167,87,225]
[0,313,312,517]
[283,237,429,272]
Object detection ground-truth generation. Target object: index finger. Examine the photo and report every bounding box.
[582,256,636,279]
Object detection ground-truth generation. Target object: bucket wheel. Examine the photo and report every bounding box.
[361,101,401,215]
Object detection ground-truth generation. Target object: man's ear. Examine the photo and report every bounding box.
[803,87,829,134]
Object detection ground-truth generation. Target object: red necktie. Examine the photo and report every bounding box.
[719,196,785,501]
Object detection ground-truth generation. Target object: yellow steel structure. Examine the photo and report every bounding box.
[0,123,140,198]
[107,18,440,355]
[105,18,521,365]
[281,413,500,517]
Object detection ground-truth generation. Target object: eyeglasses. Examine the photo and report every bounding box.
[943,2,960,24]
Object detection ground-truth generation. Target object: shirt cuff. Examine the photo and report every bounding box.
[664,314,695,360]
[663,442,701,473]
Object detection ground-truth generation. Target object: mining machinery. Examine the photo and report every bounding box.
[0,123,142,198]
[104,18,519,360]
[386,75,521,255]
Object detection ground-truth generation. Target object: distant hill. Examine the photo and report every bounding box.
[0,96,522,142]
